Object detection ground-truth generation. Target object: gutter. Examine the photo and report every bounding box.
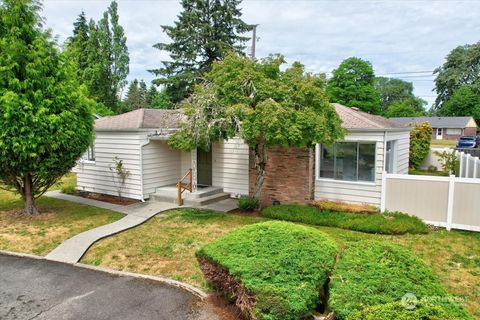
[139,138,151,202]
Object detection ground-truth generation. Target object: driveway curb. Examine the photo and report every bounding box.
[0,250,208,299]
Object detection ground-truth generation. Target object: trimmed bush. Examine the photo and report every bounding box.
[197,221,338,320]
[238,196,259,212]
[329,241,473,320]
[262,204,429,235]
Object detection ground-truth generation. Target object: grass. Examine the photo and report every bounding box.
[198,221,338,320]
[262,204,429,235]
[81,209,480,318]
[310,200,378,213]
[0,174,124,255]
[431,139,456,147]
[408,169,449,176]
[329,240,472,319]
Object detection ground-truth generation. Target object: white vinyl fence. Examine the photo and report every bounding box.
[458,151,480,179]
[381,172,480,232]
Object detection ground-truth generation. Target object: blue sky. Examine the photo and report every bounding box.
[42,0,480,108]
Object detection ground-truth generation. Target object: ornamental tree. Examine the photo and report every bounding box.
[169,54,344,200]
[409,122,432,170]
[0,0,95,215]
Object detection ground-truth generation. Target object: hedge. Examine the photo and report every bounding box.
[262,204,429,235]
[329,241,473,320]
[197,221,338,320]
[346,301,451,320]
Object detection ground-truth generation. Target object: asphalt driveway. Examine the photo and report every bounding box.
[0,253,217,320]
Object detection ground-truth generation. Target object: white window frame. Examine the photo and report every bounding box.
[385,140,397,174]
[83,143,95,164]
[316,141,377,185]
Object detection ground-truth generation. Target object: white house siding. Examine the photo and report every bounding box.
[315,131,385,206]
[181,151,192,174]
[142,140,182,198]
[386,131,410,174]
[212,138,249,196]
[76,131,147,200]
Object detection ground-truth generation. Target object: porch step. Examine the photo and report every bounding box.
[154,185,224,199]
[150,191,231,207]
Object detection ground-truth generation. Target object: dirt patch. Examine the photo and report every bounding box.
[75,191,138,206]
[2,209,54,221]
[198,257,255,320]
[228,208,262,217]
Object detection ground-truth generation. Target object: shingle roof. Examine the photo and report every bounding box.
[390,116,477,129]
[95,109,184,130]
[333,103,406,130]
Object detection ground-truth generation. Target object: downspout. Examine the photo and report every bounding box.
[382,131,388,172]
[139,138,152,202]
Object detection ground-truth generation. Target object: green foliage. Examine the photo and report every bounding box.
[238,196,259,212]
[434,41,480,111]
[151,0,252,103]
[168,54,344,198]
[109,156,130,197]
[346,301,451,320]
[150,87,173,109]
[123,79,148,111]
[384,99,426,118]
[329,241,473,320]
[439,85,480,120]
[433,150,459,175]
[375,77,427,115]
[66,1,129,113]
[326,57,381,114]
[0,0,94,214]
[197,221,338,320]
[409,122,432,169]
[262,204,429,235]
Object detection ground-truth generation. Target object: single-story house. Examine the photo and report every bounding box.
[75,104,410,207]
[391,116,478,140]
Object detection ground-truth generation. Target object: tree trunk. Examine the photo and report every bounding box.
[253,135,268,202]
[23,173,39,215]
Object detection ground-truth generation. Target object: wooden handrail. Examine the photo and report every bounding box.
[176,168,193,205]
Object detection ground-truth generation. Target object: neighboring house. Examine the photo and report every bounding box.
[391,116,478,140]
[75,104,410,207]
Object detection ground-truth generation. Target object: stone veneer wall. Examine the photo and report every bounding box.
[249,147,315,207]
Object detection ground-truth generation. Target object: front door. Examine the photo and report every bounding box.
[197,149,212,186]
[436,128,443,140]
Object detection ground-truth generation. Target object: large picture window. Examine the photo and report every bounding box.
[318,142,376,182]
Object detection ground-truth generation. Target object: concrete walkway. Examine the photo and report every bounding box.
[45,191,176,263]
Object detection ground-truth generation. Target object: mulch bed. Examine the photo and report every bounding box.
[228,208,262,217]
[74,191,138,206]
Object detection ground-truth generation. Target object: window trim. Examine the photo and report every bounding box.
[385,140,397,174]
[315,141,377,185]
[85,143,95,163]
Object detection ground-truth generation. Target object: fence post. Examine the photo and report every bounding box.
[380,171,387,213]
[458,152,463,177]
[474,157,478,179]
[446,175,455,231]
[466,154,471,178]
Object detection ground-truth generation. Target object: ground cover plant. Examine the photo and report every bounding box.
[262,204,429,235]
[329,240,473,320]
[197,221,338,320]
[310,200,378,214]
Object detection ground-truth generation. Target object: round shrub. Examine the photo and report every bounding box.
[197,221,338,320]
[238,196,259,212]
[329,241,472,320]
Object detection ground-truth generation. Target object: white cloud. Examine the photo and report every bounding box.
[41,0,480,108]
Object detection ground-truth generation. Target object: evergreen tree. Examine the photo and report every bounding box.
[146,84,158,106]
[0,0,94,214]
[326,57,381,114]
[67,12,89,74]
[151,0,252,103]
[124,79,150,110]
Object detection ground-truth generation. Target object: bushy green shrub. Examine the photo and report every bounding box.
[329,241,472,320]
[262,204,429,235]
[310,200,378,214]
[197,221,338,320]
[346,301,450,320]
[61,184,76,194]
[409,121,432,169]
[238,196,259,212]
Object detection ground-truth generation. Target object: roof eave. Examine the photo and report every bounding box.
[345,127,411,132]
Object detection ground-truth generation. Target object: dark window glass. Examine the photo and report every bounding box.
[358,143,376,181]
[319,144,335,178]
[335,142,358,181]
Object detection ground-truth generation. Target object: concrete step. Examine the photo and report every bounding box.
[150,190,231,207]
[154,186,224,199]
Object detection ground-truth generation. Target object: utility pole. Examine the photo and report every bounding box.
[251,24,259,59]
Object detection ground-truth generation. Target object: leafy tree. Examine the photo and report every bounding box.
[384,99,427,118]
[439,85,480,120]
[434,42,480,111]
[168,54,344,200]
[409,122,432,170]
[375,77,427,114]
[326,57,381,114]
[0,0,95,215]
[151,0,252,103]
[151,88,173,109]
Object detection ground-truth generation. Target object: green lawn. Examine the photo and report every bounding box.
[81,208,480,318]
[0,174,124,255]
[409,169,449,176]
[431,139,457,148]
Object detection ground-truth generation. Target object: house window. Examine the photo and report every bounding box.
[318,142,376,182]
[385,140,396,174]
[86,143,95,161]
